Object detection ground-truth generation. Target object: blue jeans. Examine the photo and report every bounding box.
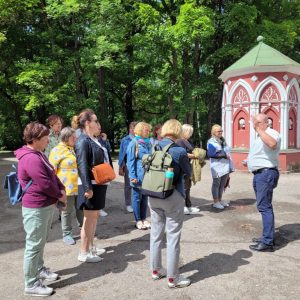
[132,187,148,222]
[253,168,279,245]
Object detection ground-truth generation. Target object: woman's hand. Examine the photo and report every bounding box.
[131,178,138,184]
[59,190,67,203]
[119,166,124,176]
[84,190,93,199]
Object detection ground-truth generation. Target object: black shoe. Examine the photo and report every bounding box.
[249,242,274,252]
[252,237,261,243]
[252,237,274,246]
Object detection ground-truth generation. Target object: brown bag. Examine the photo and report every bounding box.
[92,163,116,185]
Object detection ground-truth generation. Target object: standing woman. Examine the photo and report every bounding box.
[15,122,66,297]
[49,127,83,245]
[176,124,200,214]
[44,114,63,157]
[74,109,107,263]
[207,124,233,210]
[126,121,152,230]
[149,119,192,288]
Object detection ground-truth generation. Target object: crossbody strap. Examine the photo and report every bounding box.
[20,179,33,198]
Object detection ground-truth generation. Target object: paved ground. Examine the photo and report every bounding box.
[0,153,299,300]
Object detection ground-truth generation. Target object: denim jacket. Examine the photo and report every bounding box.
[118,134,135,167]
[207,137,234,178]
[158,138,192,198]
[126,138,151,187]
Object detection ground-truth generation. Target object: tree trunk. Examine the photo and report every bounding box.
[97,67,107,118]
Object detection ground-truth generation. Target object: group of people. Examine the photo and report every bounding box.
[15,110,280,296]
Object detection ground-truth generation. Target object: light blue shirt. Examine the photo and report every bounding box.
[247,127,281,172]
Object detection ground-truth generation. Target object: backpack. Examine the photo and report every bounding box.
[141,143,175,199]
[3,164,33,205]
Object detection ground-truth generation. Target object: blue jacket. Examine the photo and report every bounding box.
[158,138,192,197]
[118,134,134,167]
[207,137,234,178]
[126,138,151,186]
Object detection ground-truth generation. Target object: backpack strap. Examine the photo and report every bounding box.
[13,164,33,200]
[161,142,175,153]
[160,142,175,168]
[20,179,33,199]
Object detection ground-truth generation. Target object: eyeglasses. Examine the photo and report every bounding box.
[216,130,223,133]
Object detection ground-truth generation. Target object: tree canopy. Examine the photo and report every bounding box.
[0,0,299,149]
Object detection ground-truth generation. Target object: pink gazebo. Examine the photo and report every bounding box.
[219,36,300,172]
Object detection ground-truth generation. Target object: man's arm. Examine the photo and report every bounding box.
[257,128,277,149]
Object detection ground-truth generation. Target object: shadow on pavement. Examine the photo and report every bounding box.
[274,223,300,250]
[50,233,150,289]
[198,198,256,214]
[180,249,252,283]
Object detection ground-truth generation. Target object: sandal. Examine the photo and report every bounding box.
[136,221,147,230]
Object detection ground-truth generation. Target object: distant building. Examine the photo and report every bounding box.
[219,36,300,172]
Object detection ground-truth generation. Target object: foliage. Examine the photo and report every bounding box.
[0,0,299,149]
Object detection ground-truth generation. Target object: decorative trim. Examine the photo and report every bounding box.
[228,79,254,105]
[286,78,300,104]
[283,74,289,81]
[251,75,258,82]
[219,65,300,82]
[254,76,286,103]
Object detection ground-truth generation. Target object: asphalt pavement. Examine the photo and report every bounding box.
[0,153,299,300]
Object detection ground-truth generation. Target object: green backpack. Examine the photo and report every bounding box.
[141,143,175,199]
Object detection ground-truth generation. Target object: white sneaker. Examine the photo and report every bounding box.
[213,202,224,210]
[184,207,190,215]
[126,205,133,213]
[38,267,58,281]
[220,200,229,207]
[91,246,106,256]
[189,206,200,213]
[24,279,53,296]
[168,275,191,288]
[99,210,108,217]
[152,267,167,280]
[142,220,151,229]
[78,251,103,263]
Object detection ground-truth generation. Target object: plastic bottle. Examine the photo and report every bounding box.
[165,168,174,190]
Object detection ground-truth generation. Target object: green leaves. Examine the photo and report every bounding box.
[0,0,299,149]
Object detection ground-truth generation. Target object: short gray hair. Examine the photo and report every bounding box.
[182,124,194,139]
[60,126,75,143]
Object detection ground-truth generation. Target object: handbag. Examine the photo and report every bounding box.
[92,163,116,185]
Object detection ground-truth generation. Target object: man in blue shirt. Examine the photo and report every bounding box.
[118,122,137,213]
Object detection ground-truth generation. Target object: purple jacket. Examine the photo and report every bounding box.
[14,146,65,208]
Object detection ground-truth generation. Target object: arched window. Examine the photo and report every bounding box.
[238,118,246,130]
[289,118,293,130]
[268,118,273,129]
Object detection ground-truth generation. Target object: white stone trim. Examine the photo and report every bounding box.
[280,102,288,149]
[254,75,286,103]
[222,84,229,108]
[228,79,254,105]
[286,78,300,103]
[219,65,300,82]
[225,105,232,147]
